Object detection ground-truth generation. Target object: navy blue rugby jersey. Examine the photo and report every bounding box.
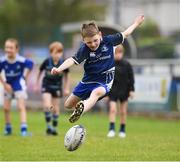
[72,33,124,84]
[0,54,33,91]
[40,57,69,88]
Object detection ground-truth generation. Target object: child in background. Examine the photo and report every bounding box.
[35,42,70,135]
[0,38,33,136]
[107,45,135,138]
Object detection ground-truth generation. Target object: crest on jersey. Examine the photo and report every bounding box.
[101,45,108,52]
[90,52,96,57]
[16,65,21,69]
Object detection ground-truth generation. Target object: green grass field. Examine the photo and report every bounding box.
[0,109,180,161]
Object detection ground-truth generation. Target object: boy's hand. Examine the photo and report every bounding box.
[134,15,145,26]
[33,84,40,93]
[4,83,12,93]
[129,91,135,99]
[51,67,61,75]
[122,14,145,38]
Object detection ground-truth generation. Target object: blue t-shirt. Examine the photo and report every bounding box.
[0,54,33,91]
[72,33,124,84]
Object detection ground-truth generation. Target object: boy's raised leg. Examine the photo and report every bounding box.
[69,87,106,123]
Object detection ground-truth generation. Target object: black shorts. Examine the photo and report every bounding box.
[41,86,62,98]
[108,92,129,102]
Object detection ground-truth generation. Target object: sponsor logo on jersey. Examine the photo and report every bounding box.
[101,45,108,52]
[90,52,96,57]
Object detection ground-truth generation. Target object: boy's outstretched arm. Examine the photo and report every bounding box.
[51,57,75,75]
[122,15,145,39]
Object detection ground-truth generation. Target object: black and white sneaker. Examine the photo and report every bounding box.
[69,101,84,123]
[46,128,52,135]
[51,129,58,136]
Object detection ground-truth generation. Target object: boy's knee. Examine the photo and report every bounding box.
[64,100,72,109]
[120,109,126,116]
[17,105,26,111]
[3,106,10,112]
[110,107,117,114]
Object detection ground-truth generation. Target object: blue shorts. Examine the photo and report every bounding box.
[73,81,112,100]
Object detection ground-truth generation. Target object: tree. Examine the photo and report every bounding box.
[133,18,175,58]
[0,0,106,46]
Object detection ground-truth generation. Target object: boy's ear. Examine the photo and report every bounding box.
[82,36,85,42]
[99,31,102,36]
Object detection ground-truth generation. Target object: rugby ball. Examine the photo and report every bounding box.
[64,125,86,151]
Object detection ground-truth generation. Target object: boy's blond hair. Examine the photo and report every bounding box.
[5,38,19,49]
[49,41,63,53]
[81,21,99,38]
